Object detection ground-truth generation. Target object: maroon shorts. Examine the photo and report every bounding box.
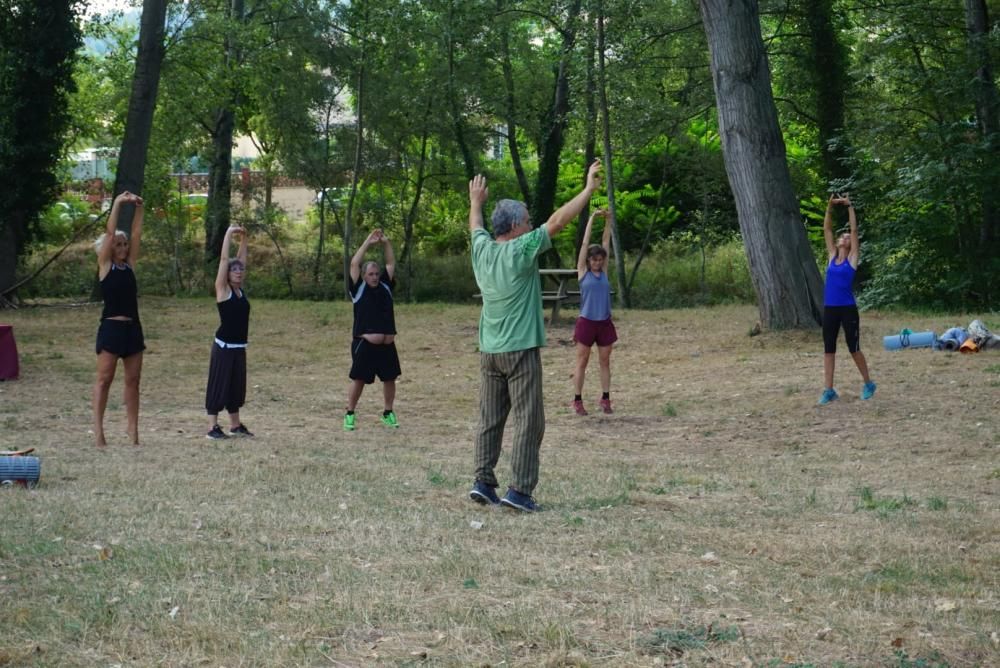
[574,317,618,347]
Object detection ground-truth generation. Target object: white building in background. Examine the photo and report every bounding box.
[70,147,115,181]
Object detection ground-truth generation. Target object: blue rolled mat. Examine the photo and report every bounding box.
[883,330,937,351]
[0,455,40,488]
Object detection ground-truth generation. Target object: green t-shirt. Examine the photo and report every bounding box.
[471,226,552,353]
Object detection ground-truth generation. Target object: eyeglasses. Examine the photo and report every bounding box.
[229,266,245,272]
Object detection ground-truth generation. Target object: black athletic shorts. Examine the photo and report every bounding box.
[95,319,145,357]
[349,338,401,384]
[822,306,861,354]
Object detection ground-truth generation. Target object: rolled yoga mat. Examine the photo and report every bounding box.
[0,455,40,488]
[883,330,937,351]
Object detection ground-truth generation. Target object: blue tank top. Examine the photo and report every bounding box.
[579,270,612,321]
[824,257,856,307]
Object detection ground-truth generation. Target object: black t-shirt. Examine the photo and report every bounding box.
[349,270,396,337]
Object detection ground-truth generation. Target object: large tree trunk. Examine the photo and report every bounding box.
[112,0,167,231]
[699,0,824,329]
[531,0,582,229]
[965,0,1000,247]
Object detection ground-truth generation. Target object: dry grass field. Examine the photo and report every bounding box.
[1,298,998,667]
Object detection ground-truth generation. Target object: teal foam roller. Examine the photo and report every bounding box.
[0,456,40,488]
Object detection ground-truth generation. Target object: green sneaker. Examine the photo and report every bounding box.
[380,411,399,428]
[343,413,356,431]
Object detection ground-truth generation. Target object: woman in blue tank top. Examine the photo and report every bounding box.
[93,191,145,447]
[819,194,876,405]
[571,209,618,415]
[204,225,253,439]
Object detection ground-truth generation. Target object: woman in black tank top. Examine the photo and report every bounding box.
[93,191,145,447]
[204,225,253,440]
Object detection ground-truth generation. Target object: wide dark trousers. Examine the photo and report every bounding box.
[474,348,545,495]
[205,343,247,414]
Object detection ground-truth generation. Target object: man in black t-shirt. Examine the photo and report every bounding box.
[343,229,401,431]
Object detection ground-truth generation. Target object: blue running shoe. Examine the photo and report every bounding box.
[500,487,539,513]
[861,381,877,400]
[817,388,839,405]
[469,480,500,505]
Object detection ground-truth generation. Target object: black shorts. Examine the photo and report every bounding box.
[349,338,401,384]
[95,319,145,357]
[822,306,861,354]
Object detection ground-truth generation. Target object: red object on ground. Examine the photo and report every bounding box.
[0,325,20,380]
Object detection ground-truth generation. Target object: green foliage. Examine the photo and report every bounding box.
[629,237,754,308]
[0,0,83,285]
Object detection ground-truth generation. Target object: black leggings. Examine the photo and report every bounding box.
[823,306,861,354]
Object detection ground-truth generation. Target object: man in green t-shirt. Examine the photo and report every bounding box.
[467,160,603,512]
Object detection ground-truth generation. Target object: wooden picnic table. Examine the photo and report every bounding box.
[538,268,580,325]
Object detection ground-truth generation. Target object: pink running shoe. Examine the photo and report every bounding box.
[598,397,613,414]
[572,399,588,416]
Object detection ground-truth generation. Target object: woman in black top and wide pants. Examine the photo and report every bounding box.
[205,225,252,439]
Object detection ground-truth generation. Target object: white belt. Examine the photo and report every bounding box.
[215,337,247,349]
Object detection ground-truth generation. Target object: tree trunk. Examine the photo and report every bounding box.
[112,0,167,232]
[964,0,1000,247]
[205,0,244,264]
[531,0,582,229]
[446,2,476,181]
[0,218,21,304]
[343,36,366,296]
[699,0,824,329]
[575,11,597,253]
[801,0,850,183]
[498,2,531,207]
[595,3,628,307]
[402,120,431,302]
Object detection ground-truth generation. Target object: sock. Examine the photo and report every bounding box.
[383,409,393,416]
[346,410,355,416]
[602,392,610,400]
[574,395,582,402]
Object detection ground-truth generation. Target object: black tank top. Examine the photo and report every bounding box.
[215,289,250,344]
[100,263,140,321]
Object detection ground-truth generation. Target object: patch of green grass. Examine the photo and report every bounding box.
[805,488,818,506]
[855,486,916,514]
[640,623,740,655]
[426,468,447,485]
[892,649,951,668]
[925,496,948,511]
[662,403,678,417]
[784,385,800,396]
[573,492,631,510]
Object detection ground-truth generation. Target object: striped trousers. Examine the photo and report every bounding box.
[474,347,545,495]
